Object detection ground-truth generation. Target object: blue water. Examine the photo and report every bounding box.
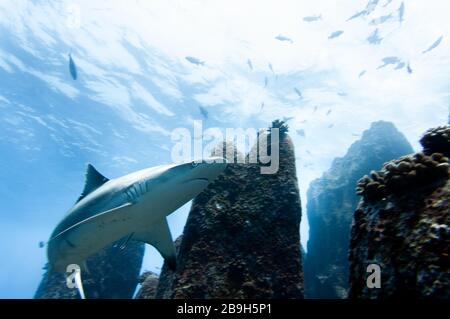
[0,1,448,298]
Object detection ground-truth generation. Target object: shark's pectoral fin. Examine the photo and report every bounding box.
[134,218,177,270]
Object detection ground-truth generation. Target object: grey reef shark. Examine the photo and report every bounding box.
[46,158,227,298]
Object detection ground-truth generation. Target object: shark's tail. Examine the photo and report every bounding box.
[74,269,86,299]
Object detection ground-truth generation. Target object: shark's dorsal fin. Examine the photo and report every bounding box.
[76,164,109,203]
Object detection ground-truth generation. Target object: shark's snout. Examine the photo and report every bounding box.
[192,157,227,180]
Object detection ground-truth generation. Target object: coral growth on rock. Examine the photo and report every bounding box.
[356,152,449,202]
[349,125,450,298]
[135,271,159,299]
[268,119,289,139]
[153,132,304,299]
[420,125,450,157]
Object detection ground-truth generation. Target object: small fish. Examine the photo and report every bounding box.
[326,109,332,116]
[296,129,305,137]
[347,10,367,21]
[328,30,344,40]
[294,87,303,99]
[185,56,205,66]
[422,36,443,54]
[377,56,401,69]
[394,62,405,70]
[328,124,334,128]
[347,0,379,21]
[275,34,293,43]
[300,119,308,124]
[39,241,45,248]
[364,0,380,14]
[247,59,253,70]
[398,2,405,23]
[367,29,382,44]
[359,70,367,78]
[313,105,318,113]
[68,53,77,80]
[264,76,268,88]
[370,14,393,26]
[407,62,413,74]
[303,15,322,22]
[352,133,361,137]
[383,0,393,7]
[306,150,312,155]
[268,63,275,74]
[199,106,208,119]
[260,102,265,111]
[337,92,347,97]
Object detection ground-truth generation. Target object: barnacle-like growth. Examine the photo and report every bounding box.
[420,125,450,157]
[356,126,450,203]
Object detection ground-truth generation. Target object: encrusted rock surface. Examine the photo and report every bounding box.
[136,236,183,299]
[34,239,144,299]
[419,125,450,157]
[305,121,413,298]
[135,271,159,299]
[349,125,450,299]
[356,153,448,202]
[155,133,304,298]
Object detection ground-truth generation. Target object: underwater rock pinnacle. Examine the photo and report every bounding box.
[153,133,304,298]
[305,121,413,298]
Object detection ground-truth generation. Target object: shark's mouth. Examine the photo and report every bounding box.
[182,178,211,193]
[186,178,209,183]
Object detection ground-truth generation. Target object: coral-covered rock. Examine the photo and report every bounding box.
[349,126,450,299]
[357,152,449,202]
[153,236,182,299]
[155,133,304,298]
[135,271,159,299]
[305,121,413,298]
[419,125,450,157]
[34,239,144,299]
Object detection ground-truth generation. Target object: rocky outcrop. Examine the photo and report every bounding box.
[136,236,184,299]
[34,239,144,299]
[305,121,413,298]
[155,131,304,298]
[349,125,450,298]
[135,271,159,299]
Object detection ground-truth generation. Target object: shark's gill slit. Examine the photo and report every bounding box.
[138,182,144,197]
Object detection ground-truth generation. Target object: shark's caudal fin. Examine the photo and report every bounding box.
[134,218,177,270]
[74,269,86,299]
[76,164,109,203]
